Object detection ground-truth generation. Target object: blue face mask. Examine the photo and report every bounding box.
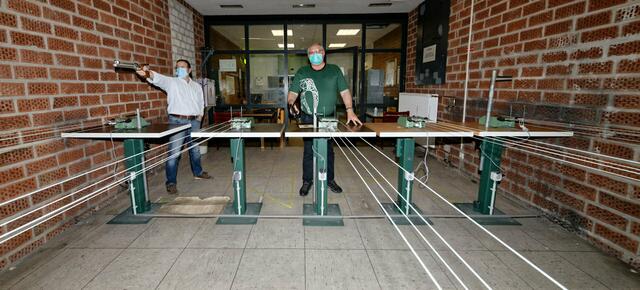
[175,67,188,78]
[308,53,323,65]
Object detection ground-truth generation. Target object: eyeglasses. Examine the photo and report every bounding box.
[307,49,324,54]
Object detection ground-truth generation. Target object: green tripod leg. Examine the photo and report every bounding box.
[123,139,150,214]
[231,138,246,215]
[396,138,415,214]
[474,138,504,215]
[313,138,328,216]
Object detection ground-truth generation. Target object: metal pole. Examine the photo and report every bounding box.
[485,70,498,130]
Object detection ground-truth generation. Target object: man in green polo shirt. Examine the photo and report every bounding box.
[288,43,363,196]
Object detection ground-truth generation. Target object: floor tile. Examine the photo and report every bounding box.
[157,249,243,290]
[83,248,182,290]
[231,249,304,290]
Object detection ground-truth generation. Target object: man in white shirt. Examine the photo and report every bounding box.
[137,59,211,194]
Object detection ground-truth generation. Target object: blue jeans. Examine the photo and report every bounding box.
[166,115,203,185]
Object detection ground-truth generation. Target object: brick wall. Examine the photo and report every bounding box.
[168,0,195,76]
[406,0,640,267]
[0,0,204,270]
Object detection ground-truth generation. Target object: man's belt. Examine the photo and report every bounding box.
[170,114,198,120]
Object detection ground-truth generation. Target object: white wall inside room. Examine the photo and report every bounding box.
[169,0,196,76]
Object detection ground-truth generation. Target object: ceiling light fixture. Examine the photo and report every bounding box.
[278,43,295,48]
[328,43,346,48]
[293,4,316,8]
[369,3,392,7]
[336,29,360,36]
[272,29,293,36]
[220,4,243,8]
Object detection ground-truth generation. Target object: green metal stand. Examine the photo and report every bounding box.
[123,139,150,214]
[314,138,328,216]
[388,138,428,225]
[302,138,343,226]
[217,138,261,224]
[454,138,520,225]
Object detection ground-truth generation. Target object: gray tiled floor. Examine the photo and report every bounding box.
[1,145,639,289]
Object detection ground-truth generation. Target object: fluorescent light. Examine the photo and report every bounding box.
[220,4,243,8]
[271,29,293,36]
[293,4,315,8]
[278,43,295,48]
[328,43,346,48]
[336,29,360,36]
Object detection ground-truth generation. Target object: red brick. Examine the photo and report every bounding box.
[94,0,112,12]
[574,94,608,106]
[63,108,88,121]
[577,11,612,30]
[632,222,640,236]
[0,12,17,27]
[589,0,625,12]
[571,47,603,59]
[8,0,41,17]
[533,194,560,213]
[594,224,638,252]
[20,49,52,64]
[604,77,640,90]
[613,95,640,108]
[60,83,85,95]
[53,96,78,108]
[617,59,640,73]
[544,92,571,104]
[55,54,80,66]
[51,0,76,12]
[609,40,640,56]
[32,111,63,126]
[42,7,71,24]
[26,156,57,175]
[578,61,613,74]
[20,17,51,34]
[587,204,628,229]
[544,20,573,36]
[54,25,79,40]
[529,11,554,27]
[11,31,45,48]
[17,98,50,112]
[49,68,77,80]
[542,51,568,62]
[600,193,640,218]
[47,38,75,52]
[581,26,618,42]
[622,20,640,36]
[28,83,58,95]
[555,2,586,19]
[0,99,15,114]
[15,66,47,79]
[0,115,31,131]
[563,179,597,201]
[0,167,24,182]
[78,4,99,19]
[547,64,573,75]
[0,231,32,257]
[37,168,68,186]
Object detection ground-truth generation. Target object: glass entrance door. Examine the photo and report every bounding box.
[326,46,359,121]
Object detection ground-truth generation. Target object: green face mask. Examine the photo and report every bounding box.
[308,53,323,65]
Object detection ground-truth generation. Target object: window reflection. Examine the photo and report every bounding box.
[250,55,286,106]
[209,54,246,105]
[365,23,401,49]
[210,26,245,50]
[365,52,401,111]
[249,25,285,50]
[327,24,361,49]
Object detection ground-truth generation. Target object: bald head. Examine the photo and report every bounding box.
[307,43,324,55]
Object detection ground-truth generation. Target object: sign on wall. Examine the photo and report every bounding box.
[414,0,450,85]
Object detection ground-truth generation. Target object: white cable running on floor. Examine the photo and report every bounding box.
[0,124,233,238]
[335,136,476,290]
[331,133,443,290]
[0,120,232,208]
[338,135,491,290]
[356,136,569,290]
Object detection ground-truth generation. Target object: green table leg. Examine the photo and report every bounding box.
[231,138,247,215]
[302,137,342,226]
[474,138,504,215]
[313,138,328,216]
[396,138,415,215]
[123,139,150,214]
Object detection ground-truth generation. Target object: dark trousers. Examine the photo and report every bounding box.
[301,113,335,182]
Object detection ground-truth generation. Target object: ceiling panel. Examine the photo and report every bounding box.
[187,0,422,15]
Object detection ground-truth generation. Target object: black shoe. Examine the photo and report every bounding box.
[299,181,312,196]
[327,180,342,193]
